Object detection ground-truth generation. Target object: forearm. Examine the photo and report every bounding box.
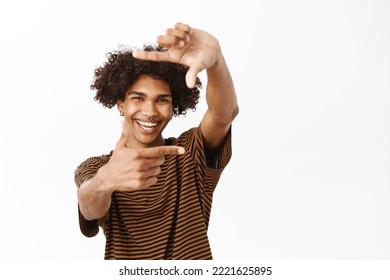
[205,53,239,125]
[77,166,113,221]
[199,53,239,152]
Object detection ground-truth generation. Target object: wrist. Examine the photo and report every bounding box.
[94,165,115,196]
[206,53,230,87]
[207,52,226,75]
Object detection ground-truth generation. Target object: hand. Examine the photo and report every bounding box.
[132,22,222,88]
[99,121,185,192]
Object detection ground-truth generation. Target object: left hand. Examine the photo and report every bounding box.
[132,22,222,88]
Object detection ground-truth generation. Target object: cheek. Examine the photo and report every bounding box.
[162,106,174,120]
[123,102,139,114]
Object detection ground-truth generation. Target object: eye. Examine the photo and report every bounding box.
[157,96,172,103]
[131,96,143,101]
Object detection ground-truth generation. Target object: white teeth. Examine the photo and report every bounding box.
[137,120,158,127]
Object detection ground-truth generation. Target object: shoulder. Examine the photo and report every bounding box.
[75,152,112,170]
[74,151,113,187]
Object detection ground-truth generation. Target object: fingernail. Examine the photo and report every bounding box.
[178,40,185,47]
[178,147,185,154]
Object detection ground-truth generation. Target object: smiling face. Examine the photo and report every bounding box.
[117,75,173,148]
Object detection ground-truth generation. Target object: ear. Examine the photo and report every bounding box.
[116,100,124,115]
[169,110,174,121]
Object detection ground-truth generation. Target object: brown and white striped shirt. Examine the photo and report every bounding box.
[74,126,232,259]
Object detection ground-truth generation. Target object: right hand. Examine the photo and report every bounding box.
[132,22,221,88]
[99,121,185,192]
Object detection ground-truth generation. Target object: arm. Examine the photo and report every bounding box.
[201,51,239,152]
[77,167,114,221]
[132,23,239,152]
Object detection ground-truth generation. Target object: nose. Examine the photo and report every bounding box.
[141,101,158,119]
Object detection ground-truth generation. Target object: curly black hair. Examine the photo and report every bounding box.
[91,45,202,116]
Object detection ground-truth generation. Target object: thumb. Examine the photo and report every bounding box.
[185,66,201,88]
[115,120,130,149]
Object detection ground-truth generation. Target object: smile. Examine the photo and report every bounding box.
[136,120,159,132]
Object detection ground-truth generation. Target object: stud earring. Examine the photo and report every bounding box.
[120,112,124,116]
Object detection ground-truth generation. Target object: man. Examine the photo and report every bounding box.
[74,22,238,259]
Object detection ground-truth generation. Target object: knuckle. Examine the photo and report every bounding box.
[148,177,158,186]
[132,181,143,189]
[134,172,145,181]
[134,162,147,172]
[131,150,142,159]
[154,166,162,175]
[165,28,174,35]
[159,155,165,164]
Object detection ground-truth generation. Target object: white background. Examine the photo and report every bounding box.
[0,0,389,260]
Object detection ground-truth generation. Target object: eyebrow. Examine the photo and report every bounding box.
[127,91,172,98]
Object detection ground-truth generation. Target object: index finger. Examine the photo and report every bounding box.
[132,49,171,62]
[140,145,185,158]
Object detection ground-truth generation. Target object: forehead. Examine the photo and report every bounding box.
[127,75,171,94]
